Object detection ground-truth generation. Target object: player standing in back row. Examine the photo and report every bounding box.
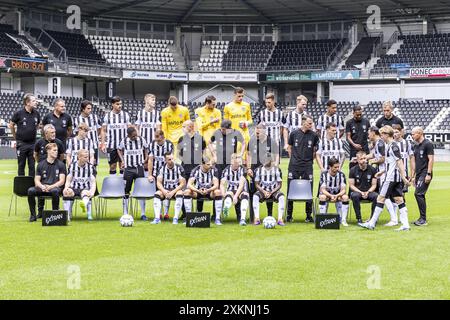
[161,96,190,150]
[258,93,285,159]
[224,87,252,151]
[316,99,345,140]
[100,96,131,176]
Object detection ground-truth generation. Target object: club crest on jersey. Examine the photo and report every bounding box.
[241,107,246,112]
[179,114,183,118]
[308,140,312,148]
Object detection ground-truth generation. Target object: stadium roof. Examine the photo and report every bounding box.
[2,0,450,24]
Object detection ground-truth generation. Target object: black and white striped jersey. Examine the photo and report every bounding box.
[158,163,185,190]
[66,137,94,164]
[284,110,309,134]
[316,113,345,140]
[372,138,386,173]
[135,108,161,144]
[317,137,344,169]
[73,114,101,149]
[221,165,247,192]
[103,111,131,149]
[68,162,95,190]
[258,108,285,142]
[149,140,174,176]
[319,170,347,195]
[254,166,282,192]
[118,136,148,168]
[385,141,402,182]
[190,165,218,189]
[397,138,413,178]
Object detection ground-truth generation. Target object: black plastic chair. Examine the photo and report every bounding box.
[8,176,35,216]
[98,177,125,218]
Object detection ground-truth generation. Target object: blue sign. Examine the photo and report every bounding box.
[311,70,360,81]
[391,63,411,69]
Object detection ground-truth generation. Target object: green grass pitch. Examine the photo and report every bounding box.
[0,158,449,300]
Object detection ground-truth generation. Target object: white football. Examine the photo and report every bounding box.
[263,216,277,229]
[120,214,134,227]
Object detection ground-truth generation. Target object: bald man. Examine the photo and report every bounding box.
[411,127,434,226]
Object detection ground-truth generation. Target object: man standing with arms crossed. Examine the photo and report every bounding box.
[9,93,40,177]
[346,105,370,169]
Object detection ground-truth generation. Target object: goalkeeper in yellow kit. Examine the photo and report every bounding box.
[161,96,190,149]
[194,95,222,145]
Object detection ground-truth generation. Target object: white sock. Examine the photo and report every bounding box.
[163,199,170,215]
[252,194,261,220]
[139,199,146,216]
[153,197,162,220]
[174,196,183,219]
[341,202,349,223]
[86,201,92,218]
[398,204,410,228]
[63,200,73,215]
[240,198,249,221]
[369,204,384,227]
[385,199,398,223]
[319,201,327,214]
[278,195,285,221]
[224,196,232,211]
[214,197,223,220]
[183,197,193,213]
[123,198,129,215]
[144,171,149,177]
[82,196,89,208]
[335,201,342,215]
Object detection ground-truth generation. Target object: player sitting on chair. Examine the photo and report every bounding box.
[183,155,223,225]
[318,157,350,226]
[63,149,96,221]
[152,152,186,224]
[220,153,250,226]
[253,154,285,227]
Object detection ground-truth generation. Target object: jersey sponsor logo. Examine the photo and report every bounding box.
[168,120,184,126]
[140,123,155,128]
[73,177,90,184]
[230,114,245,119]
[322,151,339,157]
[109,123,127,129]
[125,150,143,156]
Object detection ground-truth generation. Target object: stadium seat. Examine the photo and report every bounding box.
[98,177,126,218]
[129,178,156,218]
[287,179,316,217]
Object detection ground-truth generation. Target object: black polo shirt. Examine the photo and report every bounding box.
[36,159,67,185]
[42,112,73,142]
[414,139,434,175]
[375,115,404,129]
[346,117,370,153]
[34,138,66,162]
[211,129,245,165]
[10,108,41,143]
[349,164,377,192]
[177,133,206,166]
[288,129,320,169]
[248,135,279,170]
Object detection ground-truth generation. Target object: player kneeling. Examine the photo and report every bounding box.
[183,155,223,225]
[220,153,249,226]
[318,157,350,226]
[253,155,285,226]
[152,153,186,224]
[63,149,96,220]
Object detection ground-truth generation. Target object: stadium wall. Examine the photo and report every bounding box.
[188,85,259,104]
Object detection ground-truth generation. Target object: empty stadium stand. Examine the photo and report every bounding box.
[344,37,380,69]
[198,40,229,71]
[29,29,105,63]
[0,24,31,58]
[89,35,177,70]
[372,33,450,74]
[266,39,344,71]
[221,41,274,71]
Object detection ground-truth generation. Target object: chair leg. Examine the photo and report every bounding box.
[8,195,14,217]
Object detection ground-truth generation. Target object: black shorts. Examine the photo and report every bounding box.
[107,148,120,165]
[254,190,284,202]
[379,181,404,198]
[63,188,85,199]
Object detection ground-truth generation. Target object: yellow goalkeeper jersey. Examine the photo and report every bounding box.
[161,105,190,145]
[194,106,222,144]
[223,101,252,142]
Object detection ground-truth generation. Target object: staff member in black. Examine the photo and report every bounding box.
[209,120,245,221]
[411,127,434,226]
[34,124,65,163]
[286,115,320,223]
[376,101,404,129]
[9,93,40,177]
[42,98,73,144]
[247,123,279,221]
[346,105,370,169]
[27,143,66,222]
[349,151,378,223]
[177,120,206,219]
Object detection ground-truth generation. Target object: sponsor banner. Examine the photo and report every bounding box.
[189,72,258,82]
[311,70,360,81]
[265,72,311,82]
[391,63,411,69]
[409,67,450,78]
[0,56,48,72]
[186,212,210,228]
[122,70,188,81]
